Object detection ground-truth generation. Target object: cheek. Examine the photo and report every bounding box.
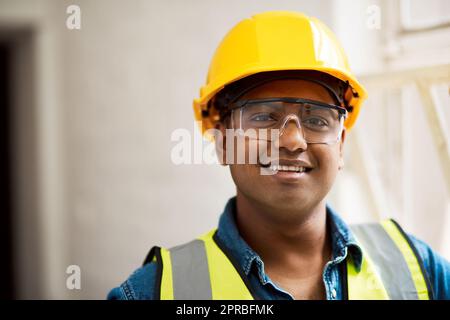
[312,146,341,178]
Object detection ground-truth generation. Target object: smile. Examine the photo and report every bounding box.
[268,165,312,173]
[259,163,314,182]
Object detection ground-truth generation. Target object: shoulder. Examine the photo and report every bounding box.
[107,261,159,300]
[406,232,450,300]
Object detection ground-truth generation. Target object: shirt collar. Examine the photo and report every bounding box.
[326,204,363,271]
[216,197,364,280]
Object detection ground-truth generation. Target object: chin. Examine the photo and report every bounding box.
[258,190,315,210]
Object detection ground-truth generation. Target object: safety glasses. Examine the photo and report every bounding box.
[225,97,348,145]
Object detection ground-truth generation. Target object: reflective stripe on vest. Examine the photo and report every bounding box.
[160,229,254,300]
[158,219,430,300]
[347,220,430,300]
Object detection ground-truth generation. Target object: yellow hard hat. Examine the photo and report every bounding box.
[193,10,367,138]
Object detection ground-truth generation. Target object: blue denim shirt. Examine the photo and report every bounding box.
[108,197,450,300]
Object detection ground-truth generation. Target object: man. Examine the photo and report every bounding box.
[108,11,450,300]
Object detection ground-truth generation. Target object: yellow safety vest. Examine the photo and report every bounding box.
[144,219,432,300]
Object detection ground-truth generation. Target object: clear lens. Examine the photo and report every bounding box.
[234,100,344,144]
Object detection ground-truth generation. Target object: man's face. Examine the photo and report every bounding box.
[216,79,346,222]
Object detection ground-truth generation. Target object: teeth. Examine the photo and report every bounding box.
[269,165,306,172]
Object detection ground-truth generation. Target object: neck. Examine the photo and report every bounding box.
[235,190,331,275]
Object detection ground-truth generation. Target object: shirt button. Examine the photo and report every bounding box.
[331,288,337,299]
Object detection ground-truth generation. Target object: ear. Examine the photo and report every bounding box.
[338,129,346,170]
[214,121,227,166]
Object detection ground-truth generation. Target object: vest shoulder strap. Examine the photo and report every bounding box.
[142,246,161,266]
[156,229,256,300]
[141,246,163,300]
[348,219,433,300]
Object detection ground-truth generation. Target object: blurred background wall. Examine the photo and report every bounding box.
[0,0,448,299]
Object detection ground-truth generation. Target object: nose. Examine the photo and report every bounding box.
[276,117,308,152]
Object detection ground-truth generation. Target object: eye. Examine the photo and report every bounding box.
[303,117,328,128]
[250,113,277,122]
